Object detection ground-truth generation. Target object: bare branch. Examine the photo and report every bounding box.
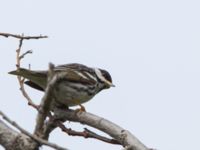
[15,35,39,110]
[34,63,56,136]
[53,108,149,150]
[0,119,20,149]
[19,50,33,60]
[0,111,68,150]
[0,119,39,150]
[18,77,39,110]
[0,32,48,40]
[83,128,120,145]
[56,121,120,145]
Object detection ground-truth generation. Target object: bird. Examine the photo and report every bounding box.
[9,63,114,110]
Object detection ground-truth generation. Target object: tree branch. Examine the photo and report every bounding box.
[57,121,120,145]
[51,108,149,150]
[0,111,68,150]
[19,50,33,60]
[34,63,56,136]
[8,32,46,110]
[0,119,23,149]
[0,32,48,40]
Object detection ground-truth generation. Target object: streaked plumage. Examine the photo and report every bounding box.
[9,63,114,107]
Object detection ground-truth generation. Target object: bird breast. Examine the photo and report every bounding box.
[53,81,97,107]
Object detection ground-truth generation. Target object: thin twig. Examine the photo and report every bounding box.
[19,50,33,60]
[18,78,39,110]
[84,128,120,144]
[57,121,120,145]
[0,32,48,40]
[8,32,46,110]
[0,111,69,150]
[15,36,39,110]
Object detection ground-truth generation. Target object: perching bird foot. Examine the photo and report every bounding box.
[75,104,86,113]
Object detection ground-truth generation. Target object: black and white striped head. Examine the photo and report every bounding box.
[94,68,115,89]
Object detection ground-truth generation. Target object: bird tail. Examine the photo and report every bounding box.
[9,68,46,79]
[9,68,33,78]
[8,68,47,89]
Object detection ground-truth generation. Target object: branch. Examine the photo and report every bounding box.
[83,128,120,144]
[0,32,48,40]
[51,108,149,150]
[0,111,68,150]
[0,119,23,149]
[57,121,120,145]
[16,47,38,109]
[34,63,56,136]
[19,50,33,60]
[33,64,70,137]
[10,32,46,110]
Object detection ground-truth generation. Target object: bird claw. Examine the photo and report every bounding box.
[75,104,86,113]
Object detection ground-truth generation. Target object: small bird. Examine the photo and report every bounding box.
[9,63,114,109]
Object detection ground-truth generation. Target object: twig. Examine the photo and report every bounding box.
[18,78,39,110]
[5,32,47,110]
[19,50,33,60]
[83,128,120,144]
[0,111,69,150]
[57,121,120,145]
[15,36,39,110]
[1,32,45,110]
[0,32,48,40]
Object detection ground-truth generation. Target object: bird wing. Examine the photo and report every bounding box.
[8,64,98,91]
[55,63,94,73]
[55,64,97,85]
[56,69,97,86]
[24,80,45,91]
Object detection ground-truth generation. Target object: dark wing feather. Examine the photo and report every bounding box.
[24,80,45,91]
[55,63,95,74]
[54,63,97,85]
[58,69,97,85]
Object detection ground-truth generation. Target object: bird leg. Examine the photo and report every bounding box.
[73,99,86,112]
[75,104,86,113]
[78,104,86,112]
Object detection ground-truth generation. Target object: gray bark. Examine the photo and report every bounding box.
[0,120,38,150]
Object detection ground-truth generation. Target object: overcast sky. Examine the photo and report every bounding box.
[0,0,200,150]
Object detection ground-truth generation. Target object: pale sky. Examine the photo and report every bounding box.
[0,0,200,150]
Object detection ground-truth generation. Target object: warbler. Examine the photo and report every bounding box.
[9,63,114,108]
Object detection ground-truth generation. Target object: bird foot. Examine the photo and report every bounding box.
[75,104,86,113]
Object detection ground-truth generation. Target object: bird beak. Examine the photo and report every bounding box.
[106,81,115,87]
[110,83,115,87]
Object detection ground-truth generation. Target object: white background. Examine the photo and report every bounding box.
[0,0,200,150]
